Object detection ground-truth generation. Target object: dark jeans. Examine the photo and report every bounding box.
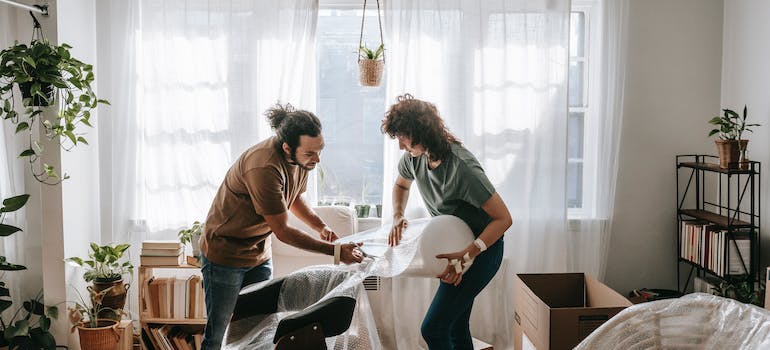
[421,238,504,350]
[200,255,272,350]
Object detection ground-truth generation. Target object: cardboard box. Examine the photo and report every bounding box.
[513,273,632,350]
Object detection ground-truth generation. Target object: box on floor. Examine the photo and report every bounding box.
[513,273,632,350]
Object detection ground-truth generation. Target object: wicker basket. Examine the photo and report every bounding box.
[359,59,384,87]
[77,320,120,350]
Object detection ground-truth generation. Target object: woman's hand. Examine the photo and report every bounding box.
[435,251,472,286]
[320,226,338,242]
[388,216,409,246]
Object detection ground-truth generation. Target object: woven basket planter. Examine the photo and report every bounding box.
[76,320,120,350]
[359,59,384,87]
[715,139,747,169]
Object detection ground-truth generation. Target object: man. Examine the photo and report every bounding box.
[199,103,363,349]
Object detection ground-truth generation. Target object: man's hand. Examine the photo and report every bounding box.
[320,226,338,242]
[388,216,408,246]
[340,242,364,264]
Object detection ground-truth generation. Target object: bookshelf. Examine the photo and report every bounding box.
[676,155,761,293]
[138,263,206,350]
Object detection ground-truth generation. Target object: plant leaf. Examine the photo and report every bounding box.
[0,224,22,237]
[14,122,29,133]
[1,194,30,212]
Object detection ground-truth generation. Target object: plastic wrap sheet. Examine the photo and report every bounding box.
[575,293,770,350]
[224,216,474,349]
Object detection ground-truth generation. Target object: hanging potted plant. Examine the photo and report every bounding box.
[357,0,385,87]
[358,43,385,87]
[0,15,109,184]
[65,243,133,320]
[707,106,760,169]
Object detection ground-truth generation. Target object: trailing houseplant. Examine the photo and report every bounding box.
[0,194,58,349]
[0,39,109,184]
[708,106,760,169]
[65,243,133,319]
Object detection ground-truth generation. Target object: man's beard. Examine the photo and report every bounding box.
[288,148,315,171]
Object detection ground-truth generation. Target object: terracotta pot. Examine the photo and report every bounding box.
[76,320,120,350]
[715,139,748,169]
[90,279,129,319]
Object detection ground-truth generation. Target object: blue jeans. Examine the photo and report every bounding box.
[200,255,272,350]
[421,238,504,350]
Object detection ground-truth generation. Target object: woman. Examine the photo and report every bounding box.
[382,94,512,349]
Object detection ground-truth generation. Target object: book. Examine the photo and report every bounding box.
[142,247,184,256]
[141,254,184,266]
[142,240,183,250]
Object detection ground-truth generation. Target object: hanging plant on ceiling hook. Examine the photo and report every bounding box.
[357,0,385,87]
[0,11,109,184]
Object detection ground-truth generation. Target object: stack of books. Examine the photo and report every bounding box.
[141,240,184,266]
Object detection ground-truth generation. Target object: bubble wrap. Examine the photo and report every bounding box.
[224,216,473,349]
[575,293,770,350]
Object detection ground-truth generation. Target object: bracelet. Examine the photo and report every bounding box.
[473,238,487,252]
[333,243,341,265]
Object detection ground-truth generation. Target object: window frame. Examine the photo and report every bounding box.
[568,0,600,219]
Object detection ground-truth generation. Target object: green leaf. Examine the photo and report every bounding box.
[18,149,35,157]
[21,56,36,69]
[1,194,30,212]
[39,316,50,332]
[65,257,84,266]
[24,299,44,315]
[0,224,22,237]
[6,319,29,338]
[0,285,9,297]
[14,122,29,133]
[76,137,88,145]
[0,300,12,313]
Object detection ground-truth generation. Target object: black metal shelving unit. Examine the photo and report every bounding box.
[676,154,761,293]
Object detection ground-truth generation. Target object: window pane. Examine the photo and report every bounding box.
[568,112,584,159]
[570,12,585,57]
[317,9,385,206]
[567,161,583,209]
[568,61,584,107]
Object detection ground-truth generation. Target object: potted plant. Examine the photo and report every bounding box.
[708,106,760,169]
[68,287,121,350]
[0,194,59,349]
[358,43,385,87]
[0,39,109,184]
[178,220,203,258]
[65,243,133,319]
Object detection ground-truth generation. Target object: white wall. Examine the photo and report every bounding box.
[604,0,724,294]
[58,1,101,349]
[721,0,770,274]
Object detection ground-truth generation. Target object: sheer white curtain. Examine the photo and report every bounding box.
[567,0,629,279]
[96,0,318,318]
[0,5,28,314]
[379,0,570,348]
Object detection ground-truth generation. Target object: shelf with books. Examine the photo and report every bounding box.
[139,239,206,350]
[139,264,206,350]
[676,155,761,294]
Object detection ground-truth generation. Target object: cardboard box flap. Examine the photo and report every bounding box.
[519,273,586,308]
[585,274,632,307]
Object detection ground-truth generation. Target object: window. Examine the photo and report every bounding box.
[316,7,386,206]
[567,2,598,218]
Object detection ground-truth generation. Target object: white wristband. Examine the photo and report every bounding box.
[473,238,487,252]
[333,243,341,265]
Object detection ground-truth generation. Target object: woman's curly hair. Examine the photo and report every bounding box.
[381,94,459,162]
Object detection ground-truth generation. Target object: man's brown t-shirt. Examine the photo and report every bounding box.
[200,136,308,267]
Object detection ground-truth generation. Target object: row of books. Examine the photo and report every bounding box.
[142,240,185,266]
[144,276,206,319]
[680,220,751,276]
[142,324,203,350]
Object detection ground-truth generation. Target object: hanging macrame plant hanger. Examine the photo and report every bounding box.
[357,0,385,87]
